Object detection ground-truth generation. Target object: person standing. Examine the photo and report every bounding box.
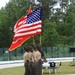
[28,47,33,75]
[32,46,42,75]
[37,45,47,62]
[23,48,30,75]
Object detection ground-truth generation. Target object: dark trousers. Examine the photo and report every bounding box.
[24,62,33,75]
[32,61,42,75]
[24,62,30,75]
[29,62,33,75]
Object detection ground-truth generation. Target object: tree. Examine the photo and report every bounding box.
[0,0,29,47]
[0,8,12,47]
[42,19,59,46]
[64,1,75,45]
[0,0,75,48]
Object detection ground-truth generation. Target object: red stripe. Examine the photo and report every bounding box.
[14,29,41,37]
[14,16,27,31]
[16,27,42,34]
[15,24,41,33]
[14,21,42,32]
[16,27,41,33]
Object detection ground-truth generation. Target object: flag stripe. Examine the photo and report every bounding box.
[14,29,41,37]
[15,27,42,35]
[15,28,41,34]
[14,21,41,32]
[14,16,27,32]
[15,24,41,34]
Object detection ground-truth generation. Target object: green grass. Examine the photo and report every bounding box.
[0,66,25,75]
[0,62,75,75]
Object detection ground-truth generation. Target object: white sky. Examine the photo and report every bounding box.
[0,0,9,9]
[0,0,61,9]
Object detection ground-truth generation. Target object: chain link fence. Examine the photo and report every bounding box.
[0,46,74,61]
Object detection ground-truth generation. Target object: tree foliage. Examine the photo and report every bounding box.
[0,0,75,48]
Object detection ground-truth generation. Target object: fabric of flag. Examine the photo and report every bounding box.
[9,7,42,51]
[14,7,42,37]
[27,7,32,15]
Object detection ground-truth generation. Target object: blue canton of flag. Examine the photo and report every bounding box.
[26,7,42,24]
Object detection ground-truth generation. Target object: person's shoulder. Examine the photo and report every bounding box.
[29,51,32,54]
[24,52,27,54]
[23,52,26,57]
[24,52,28,55]
[37,50,41,54]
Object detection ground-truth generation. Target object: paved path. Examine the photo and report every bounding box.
[0,60,24,69]
[0,63,23,69]
[0,57,73,69]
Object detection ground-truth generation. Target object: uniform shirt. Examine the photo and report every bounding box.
[32,50,41,62]
[23,51,33,62]
[28,51,33,61]
[23,52,29,63]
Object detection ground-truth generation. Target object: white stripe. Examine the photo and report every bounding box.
[18,20,26,26]
[14,29,41,37]
[14,20,26,32]
[13,38,22,44]
[14,16,27,30]
[14,22,18,29]
[14,21,41,32]
[15,24,41,34]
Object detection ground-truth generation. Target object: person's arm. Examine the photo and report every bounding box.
[38,52,43,63]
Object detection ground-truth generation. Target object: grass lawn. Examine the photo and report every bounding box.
[0,62,75,75]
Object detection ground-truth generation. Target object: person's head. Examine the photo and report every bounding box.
[33,45,38,51]
[25,48,29,52]
[29,46,33,52]
[37,45,42,51]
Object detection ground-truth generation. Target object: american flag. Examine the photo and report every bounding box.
[14,7,42,37]
[9,7,42,51]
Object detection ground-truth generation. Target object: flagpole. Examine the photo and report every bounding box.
[40,34,42,45]
[32,36,35,46]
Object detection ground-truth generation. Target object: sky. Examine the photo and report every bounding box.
[0,0,9,9]
[0,0,61,9]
